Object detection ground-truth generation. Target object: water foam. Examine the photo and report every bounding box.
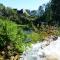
[20,36,60,60]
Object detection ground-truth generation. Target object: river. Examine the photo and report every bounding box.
[20,36,60,60]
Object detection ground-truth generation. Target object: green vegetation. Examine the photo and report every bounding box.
[0,19,26,54]
[0,0,60,59]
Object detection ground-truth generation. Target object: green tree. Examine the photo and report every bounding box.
[51,0,60,25]
[0,19,27,58]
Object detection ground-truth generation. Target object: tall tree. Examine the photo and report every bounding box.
[51,0,60,25]
[38,6,44,16]
[45,2,52,23]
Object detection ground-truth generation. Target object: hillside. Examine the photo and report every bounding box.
[0,0,60,59]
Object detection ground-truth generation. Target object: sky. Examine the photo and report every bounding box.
[0,0,50,10]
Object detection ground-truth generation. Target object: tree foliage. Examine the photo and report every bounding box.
[51,0,60,25]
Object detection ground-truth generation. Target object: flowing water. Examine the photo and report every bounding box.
[20,36,60,60]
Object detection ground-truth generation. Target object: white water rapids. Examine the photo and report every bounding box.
[20,36,60,60]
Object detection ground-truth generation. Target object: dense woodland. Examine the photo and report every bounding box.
[0,0,60,60]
